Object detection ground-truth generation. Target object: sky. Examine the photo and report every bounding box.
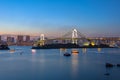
[0,0,120,37]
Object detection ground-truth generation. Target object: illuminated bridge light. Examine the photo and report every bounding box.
[83,42,89,46]
[91,42,95,46]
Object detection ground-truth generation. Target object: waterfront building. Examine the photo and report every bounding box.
[7,36,14,42]
[0,35,1,42]
[26,35,30,42]
[17,35,24,43]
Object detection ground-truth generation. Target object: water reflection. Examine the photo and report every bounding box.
[71,52,79,78]
[72,52,78,55]
[0,46,120,80]
[60,48,67,55]
[98,48,101,52]
[82,48,87,53]
[9,49,15,53]
[31,49,36,54]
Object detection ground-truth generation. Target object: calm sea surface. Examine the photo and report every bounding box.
[0,46,120,80]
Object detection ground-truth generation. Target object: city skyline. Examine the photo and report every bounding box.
[0,0,120,37]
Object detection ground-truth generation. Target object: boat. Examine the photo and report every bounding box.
[71,49,79,53]
[64,53,71,56]
[9,49,15,53]
[0,44,10,50]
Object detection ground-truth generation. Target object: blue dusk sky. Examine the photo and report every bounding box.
[0,0,120,37]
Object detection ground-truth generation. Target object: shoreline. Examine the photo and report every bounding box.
[31,43,117,49]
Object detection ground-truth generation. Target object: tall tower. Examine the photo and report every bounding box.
[72,29,78,44]
[40,34,45,41]
[39,34,45,46]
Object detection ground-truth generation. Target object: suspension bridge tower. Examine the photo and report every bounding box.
[39,34,45,46]
[72,29,78,44]
[62,28,86,45]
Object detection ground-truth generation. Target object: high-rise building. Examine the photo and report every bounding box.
[26,35,30,42]
[0,35,1,42]
[7,37,13,42]
[17,35,23,42]
[7,37,12,42]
